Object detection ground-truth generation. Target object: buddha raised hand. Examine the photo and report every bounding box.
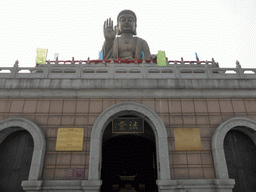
[101,10,151,60]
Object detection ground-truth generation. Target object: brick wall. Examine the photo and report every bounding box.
[1,98,256,180]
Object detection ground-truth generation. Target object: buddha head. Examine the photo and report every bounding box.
[117,10,137,35]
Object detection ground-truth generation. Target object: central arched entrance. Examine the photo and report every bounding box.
[101,117,158,192]
[88,102,171,192]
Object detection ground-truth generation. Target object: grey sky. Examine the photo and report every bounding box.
[0,0,256,68]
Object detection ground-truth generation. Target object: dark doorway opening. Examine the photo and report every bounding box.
[101,119,158,192]
[0,130,34,192]
[224,129,256,192]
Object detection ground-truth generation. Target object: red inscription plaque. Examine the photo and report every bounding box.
[68,168,85,178]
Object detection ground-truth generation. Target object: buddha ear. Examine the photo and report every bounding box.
[132,25,137,35]
[116,24,122,35]
[132,29,137,35]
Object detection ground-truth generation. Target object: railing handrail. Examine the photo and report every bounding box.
[0,62,255,79]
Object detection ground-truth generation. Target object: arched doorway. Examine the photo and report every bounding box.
[0,118,46,191]
[224,129,256,192]
[88,102,171,192]
[100,117,158,192]
[0,130,34,192]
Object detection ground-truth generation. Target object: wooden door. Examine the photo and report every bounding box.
[0,130,34,192]
[224,129,256,192]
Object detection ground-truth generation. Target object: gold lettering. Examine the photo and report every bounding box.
[118,121,126,130]
[129,120,139,130]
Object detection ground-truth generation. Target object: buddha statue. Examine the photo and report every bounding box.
[101,10,151,60]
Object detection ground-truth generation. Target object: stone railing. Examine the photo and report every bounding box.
[0,61,255,79]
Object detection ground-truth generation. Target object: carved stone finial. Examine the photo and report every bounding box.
[212,58,216,66]
[236,60,241,68]
[14,60,19,67]
[86,57,90,64]
[180,57,184,65]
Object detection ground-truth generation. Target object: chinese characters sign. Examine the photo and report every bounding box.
[68,168,85,178]
[55,128,84,151]
[112,118,144,133]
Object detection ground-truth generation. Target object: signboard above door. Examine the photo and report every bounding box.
[112,118,144,133]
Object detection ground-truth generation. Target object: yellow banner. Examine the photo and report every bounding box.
[174,128,202,151]
[157,51,167,66]
[55,128,84,151]
[36,48,48,64]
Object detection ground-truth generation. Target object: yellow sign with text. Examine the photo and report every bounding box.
[174,128,202,151]
[55,128,84,151]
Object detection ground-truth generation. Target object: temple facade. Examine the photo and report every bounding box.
[0,60,256,192]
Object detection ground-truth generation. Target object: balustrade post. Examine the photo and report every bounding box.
[76,61,83,78]
[205,61,212,79]
[109,63,115,78]
[236,60,244,79]
[173,61,179,79]
[11,60,19,78]
[43,63,50,78]
[142,64,147,78]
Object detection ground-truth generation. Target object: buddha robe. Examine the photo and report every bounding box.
[102,37,151,60]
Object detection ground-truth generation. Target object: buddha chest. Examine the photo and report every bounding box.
[118,37,136,53]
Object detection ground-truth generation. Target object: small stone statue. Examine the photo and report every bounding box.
[101,10,151,60]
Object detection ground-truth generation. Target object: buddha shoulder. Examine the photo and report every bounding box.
[135,37,150,49]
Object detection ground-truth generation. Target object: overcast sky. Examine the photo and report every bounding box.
[1,0,256,68]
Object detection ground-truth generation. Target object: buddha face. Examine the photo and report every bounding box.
[118,13,136,34]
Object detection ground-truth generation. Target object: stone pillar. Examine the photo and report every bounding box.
[82,180,102,192]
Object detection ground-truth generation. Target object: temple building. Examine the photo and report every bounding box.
[0,59,256,192]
